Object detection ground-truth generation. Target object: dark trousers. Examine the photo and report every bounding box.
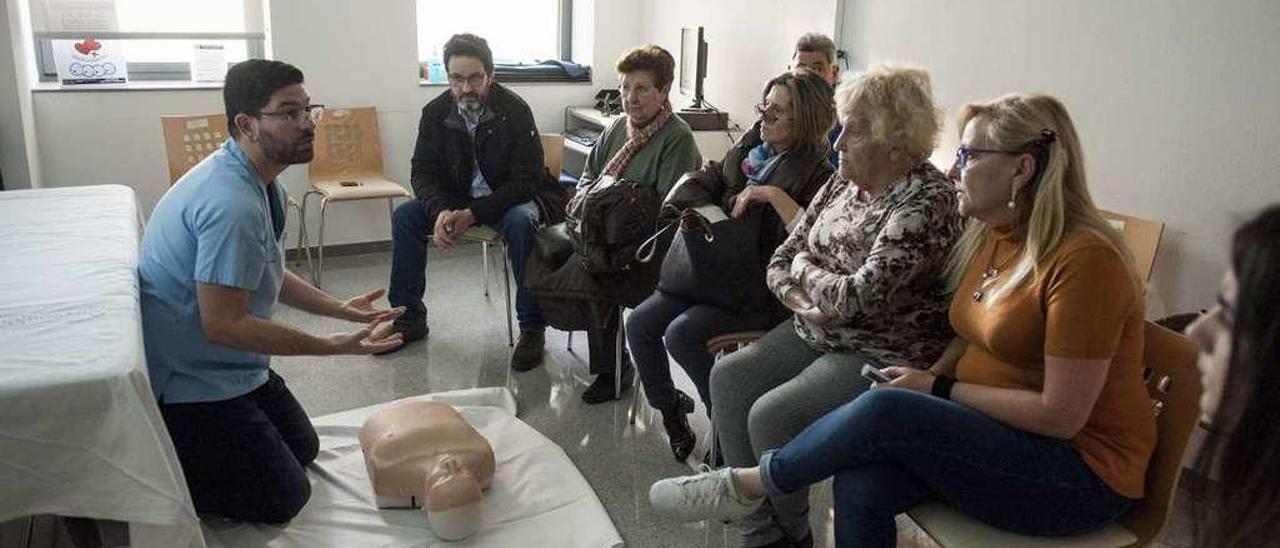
[586,304,627,376]
[625,290,774,411]
[159,370,318,524]
[388,199,544,332]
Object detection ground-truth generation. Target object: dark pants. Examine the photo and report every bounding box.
[625,290,774,411]
[586,304,626,376]
[759,388,1132,548]
[388,199,544,332]
[159,370,318,524]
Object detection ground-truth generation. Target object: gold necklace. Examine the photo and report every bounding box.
[972,239,1017,303]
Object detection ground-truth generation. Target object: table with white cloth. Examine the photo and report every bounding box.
[0,185,206,548]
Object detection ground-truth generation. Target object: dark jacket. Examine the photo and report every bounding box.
[702,120,834,268]
[410,82,562,226]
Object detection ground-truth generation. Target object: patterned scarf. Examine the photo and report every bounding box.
[601,100,673,178]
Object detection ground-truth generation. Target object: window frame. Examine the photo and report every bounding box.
[417,0,590,85]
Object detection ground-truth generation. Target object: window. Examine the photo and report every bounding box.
[30,0,263,84]
[415,0,588,84]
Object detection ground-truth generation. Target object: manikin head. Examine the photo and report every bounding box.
[422,453,483,540]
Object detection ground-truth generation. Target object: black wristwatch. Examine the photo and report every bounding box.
[931,375,957,400]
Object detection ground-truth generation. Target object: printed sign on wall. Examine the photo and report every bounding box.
[53,37,127,85]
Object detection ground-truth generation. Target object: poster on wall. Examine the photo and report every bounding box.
[53,37,128,86]
[43,0,118,32]
[193,44,227,83]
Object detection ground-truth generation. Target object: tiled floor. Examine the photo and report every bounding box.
[240,244,1195,548]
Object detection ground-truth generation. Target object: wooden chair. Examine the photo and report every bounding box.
[1101,210,1164,282]
[906,322,1203,547]
[161,113,310,271]
[695,330,768,467]
[302,106,412,287]
[464,133,565,349]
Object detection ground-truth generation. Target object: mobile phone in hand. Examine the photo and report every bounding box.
[861,363,896,384]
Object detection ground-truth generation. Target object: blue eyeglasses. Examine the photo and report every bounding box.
[952,144,1020,170]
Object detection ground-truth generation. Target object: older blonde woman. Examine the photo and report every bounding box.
[652,94,1154,548]
[663,65,962,548]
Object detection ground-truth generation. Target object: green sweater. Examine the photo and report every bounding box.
[579,114,702,198]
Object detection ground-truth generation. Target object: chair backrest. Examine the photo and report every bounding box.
[160,113,229,184]
[309,106,385,182]
[541,133,563,178]
[1118,321,1203,544]
[1101,209,1164,282]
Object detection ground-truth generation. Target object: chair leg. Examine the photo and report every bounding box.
[481,241,491,297]
[316,196,330,288]
[502,241,513,347]
[629,364,644,425]
[567,331,574,352]
[614,311,624,401]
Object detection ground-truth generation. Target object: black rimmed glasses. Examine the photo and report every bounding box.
[259,104,325,125]
[448,72,488,89]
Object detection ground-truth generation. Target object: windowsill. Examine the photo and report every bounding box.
[31,80,224,92]
[418,76,593,87]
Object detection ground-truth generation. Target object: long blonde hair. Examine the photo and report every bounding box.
[945,93,1137,302]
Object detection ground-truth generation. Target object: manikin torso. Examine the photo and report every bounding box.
[359,401,495,540]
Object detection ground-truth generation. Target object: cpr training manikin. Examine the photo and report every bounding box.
[359,400,496,540]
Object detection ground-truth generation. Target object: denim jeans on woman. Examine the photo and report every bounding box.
[758,388,1132,547]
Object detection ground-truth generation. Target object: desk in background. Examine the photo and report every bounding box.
[562,106,741,180]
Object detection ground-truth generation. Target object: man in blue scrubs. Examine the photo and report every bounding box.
[139,59,403,523]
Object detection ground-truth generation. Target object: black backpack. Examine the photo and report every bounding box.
[565,176,661,275]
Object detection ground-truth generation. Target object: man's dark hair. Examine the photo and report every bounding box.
[443,33,494,75]
[223,59,305,137]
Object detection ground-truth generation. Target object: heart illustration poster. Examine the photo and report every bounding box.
[53,37,127,86]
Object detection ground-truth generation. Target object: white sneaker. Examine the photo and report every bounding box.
[648,468,764,522]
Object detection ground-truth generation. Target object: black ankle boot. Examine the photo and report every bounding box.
[582,361,633,404]
[661,391,696,462]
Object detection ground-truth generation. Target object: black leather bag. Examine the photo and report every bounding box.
[534,222,574,268]
[652,206,771,312]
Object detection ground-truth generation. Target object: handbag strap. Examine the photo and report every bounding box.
[634,205,715,264]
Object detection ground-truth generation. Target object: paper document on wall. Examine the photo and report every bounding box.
[44,0,118,32]
[193,44,227,83]
[53,38,127,85]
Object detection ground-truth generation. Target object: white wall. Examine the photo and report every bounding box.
[1,0,38,189]
[639,0,839,129]
[842,0,1280,315]
[25,0,641,246]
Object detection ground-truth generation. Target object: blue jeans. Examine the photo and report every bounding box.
[160,370,317,523]
[758,388,1132,548]
[389,199,544,332]
[625,291,775,410]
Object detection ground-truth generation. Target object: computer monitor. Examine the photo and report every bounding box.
[679,27,708,111]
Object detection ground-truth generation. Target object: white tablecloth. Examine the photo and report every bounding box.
[203,387,624,548]
[0,185,206,548]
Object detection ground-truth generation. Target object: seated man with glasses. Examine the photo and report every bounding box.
[790,32,842,166]
[384,33,560,371]
[139,59,405,523]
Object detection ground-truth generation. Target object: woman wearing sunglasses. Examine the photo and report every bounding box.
[626,69,837,464]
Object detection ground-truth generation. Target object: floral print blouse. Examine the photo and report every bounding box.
[767,162,963,367]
